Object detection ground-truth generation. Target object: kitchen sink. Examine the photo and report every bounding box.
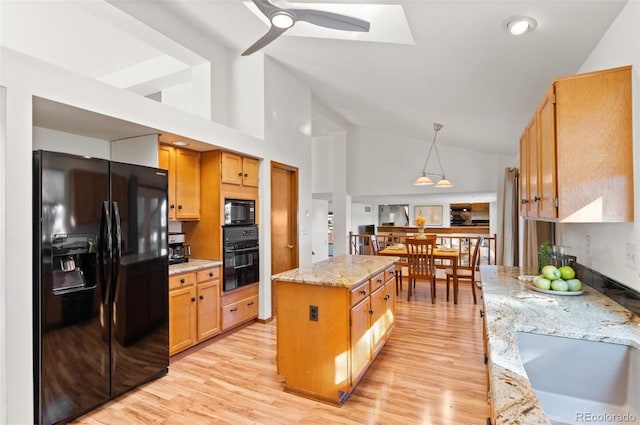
[516,331,640,425]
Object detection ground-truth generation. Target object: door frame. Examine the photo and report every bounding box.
[270,161,299,316]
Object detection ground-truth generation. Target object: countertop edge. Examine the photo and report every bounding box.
[169,258,222,275]
[480,265,640,425]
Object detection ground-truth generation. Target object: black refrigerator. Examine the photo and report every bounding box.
[33,150,170,425]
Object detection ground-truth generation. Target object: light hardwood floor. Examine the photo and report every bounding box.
[74,279,490,425]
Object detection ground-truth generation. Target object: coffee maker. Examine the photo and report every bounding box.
[168,233,191,265]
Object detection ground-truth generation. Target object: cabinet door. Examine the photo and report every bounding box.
[555,66,633,222]
[242,157,259,187]
[518,130,528,216]
[169,286,197,355]
[370,286,386,356]
[350,297,371,385]
[384,278,396,337]
[220,152,243,185]
[537,87,558,219]
[158,145,176,220]
[525,116,538,217]
[197,281,220,341]
[175,149,201,220]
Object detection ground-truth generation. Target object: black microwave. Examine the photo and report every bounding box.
[224,199,255,225]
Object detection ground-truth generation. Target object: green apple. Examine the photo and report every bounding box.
[533,275,551,290]
[559,265,576,280]
[542,265,562,281]
[566,278,583,292]
[551,279,569,292]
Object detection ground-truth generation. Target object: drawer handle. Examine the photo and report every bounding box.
[360,289,367,295]
[199,295,204,300]
[384,294,390,301]
[230,307,238,312]
[170,204,175,209]
[247,301,254,306]
[368,309,374,315]
[377,278,383,283]
[180,278,185,284]
[191,297,196,302]
[178,204,183,209]
[209,272,214,277]
[238,172,243,177]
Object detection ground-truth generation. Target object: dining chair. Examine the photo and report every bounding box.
[445,236,483,304]
[369,234,380,255]
[405,237,436,303]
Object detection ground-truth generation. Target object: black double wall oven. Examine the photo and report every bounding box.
[223,224,259,292]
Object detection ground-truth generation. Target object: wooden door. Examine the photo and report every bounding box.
[270,161,299,316]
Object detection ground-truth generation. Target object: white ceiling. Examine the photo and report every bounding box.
[3,0,629,159]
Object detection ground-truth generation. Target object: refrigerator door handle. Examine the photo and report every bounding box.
[99,200,112,304]
[112,201,122,296]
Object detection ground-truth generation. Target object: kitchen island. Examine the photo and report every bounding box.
[272,254,398,405]
[481,265,640,424]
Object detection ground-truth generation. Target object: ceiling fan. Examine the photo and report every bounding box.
[242,0,371,56]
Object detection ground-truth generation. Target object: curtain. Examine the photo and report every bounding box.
[499,168,519,266]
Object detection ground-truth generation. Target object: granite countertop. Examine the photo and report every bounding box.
[271,254,398,288]
[169,258,222,275]
[480,265,640,424]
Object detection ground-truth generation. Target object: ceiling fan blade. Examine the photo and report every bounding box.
[251,0,281,18]
[242,25,289,56]
[291,9,370,32]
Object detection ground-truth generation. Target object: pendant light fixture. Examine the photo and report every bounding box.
[414,123,453,188]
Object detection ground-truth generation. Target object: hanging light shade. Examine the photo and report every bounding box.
[414,123,453,188]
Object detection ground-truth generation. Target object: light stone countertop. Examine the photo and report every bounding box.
[169,258,222,275]
[271,254,399,288]
[481,265,640,424]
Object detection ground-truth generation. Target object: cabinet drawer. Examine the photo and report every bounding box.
[169,272,196,290]
[350,281,369,307]
[221,295,258,330]
[197,267,220,283]
[384,266,395,284]
[370,271,385,292]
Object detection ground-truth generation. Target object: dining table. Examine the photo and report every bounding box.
[378,243,461,303]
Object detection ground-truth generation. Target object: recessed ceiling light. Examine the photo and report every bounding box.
[503,16,537,35]
[172,141,189,146]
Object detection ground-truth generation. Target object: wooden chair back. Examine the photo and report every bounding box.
[406,238,436,282]
[370,235,381,255]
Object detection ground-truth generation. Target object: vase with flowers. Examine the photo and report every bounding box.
[414,215,426,239]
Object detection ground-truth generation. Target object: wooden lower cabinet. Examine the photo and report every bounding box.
[275,264,396,405]
[169,273,197,355]
[220,283,259,331]
[169,266,221,355]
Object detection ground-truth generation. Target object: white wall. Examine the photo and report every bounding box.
[311,134,334,194]
[557,0,640,291]
[311,199,329,263]
[111,133,159,167]
[33,127,111,159]
[0,46,265,424]
[229,54,265,140]
[0,85,7,424]
[259,56,312,318]
[346,126,506,197]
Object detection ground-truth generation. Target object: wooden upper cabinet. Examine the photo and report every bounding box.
[555,66,633,222]
[519,65,633,222]
[158,144,201,221]
[221,152,259,187]
[536,86,557,219]
[175,149,201,220]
